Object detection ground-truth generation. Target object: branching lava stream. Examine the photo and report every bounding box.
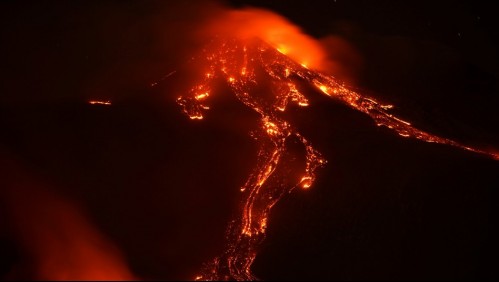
[175,36,498,281]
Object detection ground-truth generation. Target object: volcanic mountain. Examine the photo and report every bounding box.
[174,37,499,280]
[1,35,498,281]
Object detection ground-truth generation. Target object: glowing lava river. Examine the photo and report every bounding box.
[174,36,498,281]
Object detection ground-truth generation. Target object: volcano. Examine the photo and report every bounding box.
[1,2,499,280]
[175,37,499,280]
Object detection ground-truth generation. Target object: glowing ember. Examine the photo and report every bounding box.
[88,100,112,106]
[176,37,498,281]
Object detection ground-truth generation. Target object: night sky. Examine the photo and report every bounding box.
[1,1,498,280]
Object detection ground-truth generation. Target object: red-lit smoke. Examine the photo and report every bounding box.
[1,155,134,281]
[199,7,330,71]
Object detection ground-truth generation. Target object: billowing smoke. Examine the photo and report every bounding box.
[1,154,134,281]
[198,7,330,71]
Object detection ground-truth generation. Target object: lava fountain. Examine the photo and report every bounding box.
[173,8,498,281]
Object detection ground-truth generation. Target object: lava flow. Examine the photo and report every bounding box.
[175,13,498,281]
[88,100,112,106]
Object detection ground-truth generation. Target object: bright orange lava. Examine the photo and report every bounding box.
[177,37,498,280]
[176,25,498,281]
[88,100,112,106]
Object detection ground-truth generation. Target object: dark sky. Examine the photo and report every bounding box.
[1,0,498,280]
